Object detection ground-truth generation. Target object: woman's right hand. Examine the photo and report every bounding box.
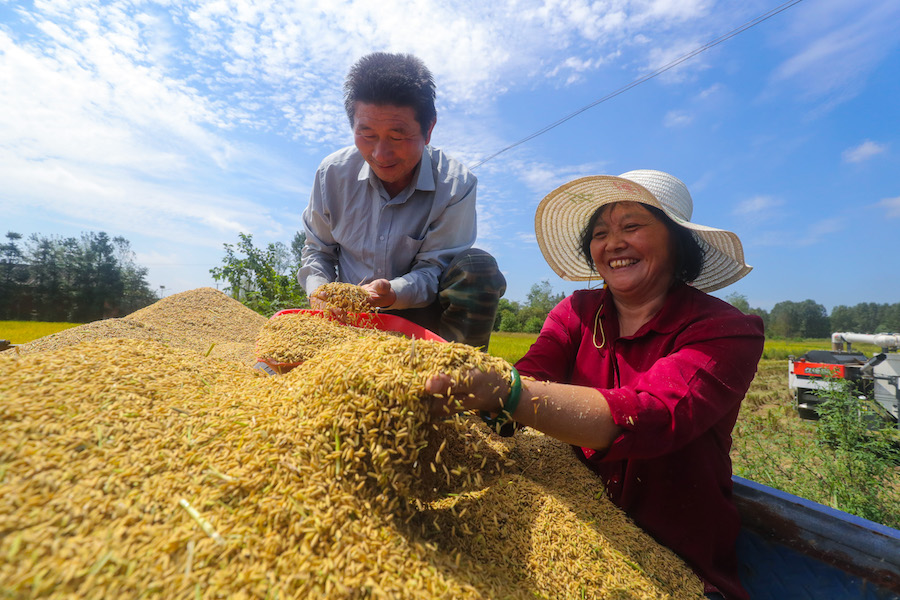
[424,369,510,418]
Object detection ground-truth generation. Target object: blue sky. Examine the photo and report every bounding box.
[1,0,898,312]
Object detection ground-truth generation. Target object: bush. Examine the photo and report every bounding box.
[733,365,900,529]
[523,316,544,334]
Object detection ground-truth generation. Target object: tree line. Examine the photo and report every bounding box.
[5,229,899,340]
[497,287,900,338]
[1,231,157,322]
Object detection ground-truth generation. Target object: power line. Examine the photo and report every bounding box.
[470,0,805,170]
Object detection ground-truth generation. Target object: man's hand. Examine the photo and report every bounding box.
[361,279,397,308]
[309,287,348,322]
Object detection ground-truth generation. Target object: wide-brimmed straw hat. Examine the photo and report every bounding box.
[534,169,752,293]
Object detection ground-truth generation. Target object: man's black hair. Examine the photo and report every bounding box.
[343,52,436,136]
[579,203,705,284]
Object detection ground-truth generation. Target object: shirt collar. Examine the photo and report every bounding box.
[602,281,694,337]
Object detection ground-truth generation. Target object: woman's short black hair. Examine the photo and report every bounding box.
[579,203,705,284]
[343,52,436,137]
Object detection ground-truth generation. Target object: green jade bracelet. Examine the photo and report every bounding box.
[480,366,522,430]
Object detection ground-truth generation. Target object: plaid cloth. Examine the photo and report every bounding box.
[385,248,506,350]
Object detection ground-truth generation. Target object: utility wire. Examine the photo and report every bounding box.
[470,0,805,170]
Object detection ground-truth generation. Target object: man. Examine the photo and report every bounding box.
[298,52,506,349]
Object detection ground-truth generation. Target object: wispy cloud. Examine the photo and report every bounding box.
[796,217,844,246]
[842,140,888,164]
[664,110,693,128]
[751,217,843,248]
[769,0,900,106]
[734,195,785,222]
[879,196,900,218]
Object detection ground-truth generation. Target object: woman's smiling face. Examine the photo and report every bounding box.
[590,201,677,302]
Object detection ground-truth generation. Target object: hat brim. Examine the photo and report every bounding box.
[534,175,752,293]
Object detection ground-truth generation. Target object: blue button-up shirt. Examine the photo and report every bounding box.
[298,145,477,309]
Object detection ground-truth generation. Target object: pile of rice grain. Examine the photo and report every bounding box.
[15,287,266,365]
[0,288,703,600]
[255,310,388,365]
[311,282,373,314]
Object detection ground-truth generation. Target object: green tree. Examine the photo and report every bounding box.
[0,232,27,319]
[769,299,829,338]
[725,292,769,329]
[290,232,306,266]
[112,236,157,314]
[2,231,156,322]
[210,232,308,317]
[67,232,124,322]
[829,304,855,333]
[493,297,521,331]
[25,234,67,321]
[725,292,750,313]
[498,310,523,332]
[517,280,564,331]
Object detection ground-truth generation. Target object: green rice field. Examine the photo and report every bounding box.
[0,321,81,345]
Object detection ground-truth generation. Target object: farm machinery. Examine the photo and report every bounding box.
[788,332,900,427]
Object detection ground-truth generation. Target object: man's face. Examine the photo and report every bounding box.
[353,102,434,197]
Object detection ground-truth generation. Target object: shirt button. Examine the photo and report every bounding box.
[379,235,385,241]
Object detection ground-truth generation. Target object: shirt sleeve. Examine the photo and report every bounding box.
[297,166,338,295]
[600,311,764,461]
[389,172,477,309]
[514,295,579,382]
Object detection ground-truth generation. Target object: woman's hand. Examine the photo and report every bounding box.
[361,279,397,308]
[425,369,510,417]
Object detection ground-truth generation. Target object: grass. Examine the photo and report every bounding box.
[487,331,537,364]
[0,320,81,344]
[761,337,881,360]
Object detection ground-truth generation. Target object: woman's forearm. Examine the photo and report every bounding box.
[512,379,622,450]
[425,370,621,451]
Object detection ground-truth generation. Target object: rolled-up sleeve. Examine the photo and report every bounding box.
[390,172,477,308]
[297,167,339,294]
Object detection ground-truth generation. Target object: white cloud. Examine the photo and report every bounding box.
[696,83,722,100]
[769,0,900,105]
[842,140,887,164]
[879,196,900,218]
[509,159,607,194]
[516,231,537,245]
[664,110,693,127]
[735,195,785,218]
[750,217,843,248]
[796,217,844,246]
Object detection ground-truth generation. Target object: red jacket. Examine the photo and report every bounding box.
[515,283,764,600]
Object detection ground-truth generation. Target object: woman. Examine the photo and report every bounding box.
[426,170,764,599]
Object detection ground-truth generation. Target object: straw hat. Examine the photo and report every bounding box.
[534,169,752,293]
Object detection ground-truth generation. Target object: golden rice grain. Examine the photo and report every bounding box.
[0,288,704,600]
[254,310,387,365]
[312,282,373,314]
